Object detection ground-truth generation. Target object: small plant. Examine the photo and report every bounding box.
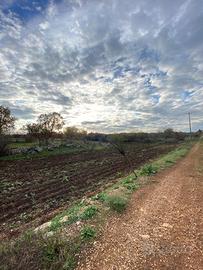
[67,213,79,225]
[165,159,174,164]
[125,182,138,191]
[116,171,122,177]
[92,192,108,202]
[63,256,76,270]
[81,205,98,220]
[140,164,157,176]
[43,243,59,262]
[49,218,62,231]
[62,175,69,183]
[121,177,133,185]
[107,195,128,213]
[80,226,96,241]
[121,177,138,191]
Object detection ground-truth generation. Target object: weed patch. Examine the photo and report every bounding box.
[80,226,96,241]
[92,192,108,202]
[120,177,138,191]
[139,164,158,176]
[0,231,80,270]
[80,206,98,220]
[107,195,128,213]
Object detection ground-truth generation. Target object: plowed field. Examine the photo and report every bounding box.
[0,143,177,238]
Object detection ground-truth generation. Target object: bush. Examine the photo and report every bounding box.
[107,195,128,213]
[0,136,9,157]
[81,206,98,220]
[80,226,96,241]
[121,177,138,191]
[139,164,157,176]
[92,192,108,202]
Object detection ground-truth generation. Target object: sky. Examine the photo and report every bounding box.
[0,0,203,133]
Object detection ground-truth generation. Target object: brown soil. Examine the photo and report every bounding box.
[77,143,203,270]
[0,143,176,239]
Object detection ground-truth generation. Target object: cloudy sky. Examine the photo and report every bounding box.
[0,0,203,133]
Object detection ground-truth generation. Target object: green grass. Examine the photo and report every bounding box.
[49,203,98,232]
[0,145,84,161]
[80,206,98,220]
[121,176,139,191]
[0,231,81,270]
[139,164,158,176]
[1,142,107,161]
[92,192,108,202]
[152,143,192,170]
[8,142,37,148]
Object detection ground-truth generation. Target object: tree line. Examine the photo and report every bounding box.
[0,105,202,145]
[0,105,88,141]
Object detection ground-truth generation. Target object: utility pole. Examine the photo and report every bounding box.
[188,112,192,137]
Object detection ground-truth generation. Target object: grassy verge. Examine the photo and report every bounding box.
[8,142,38,148]
[0,142,195,269]
[0,145,84,161]
[0,143,106,161]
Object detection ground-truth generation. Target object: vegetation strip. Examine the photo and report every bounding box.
[0,142,195,270]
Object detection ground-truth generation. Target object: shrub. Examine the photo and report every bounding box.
[92,192,108,202]
[80,226,96,241]
[107,195,128,213]
[81,206,98,220]
[63,256,76,270]
[139,164,157,176]
[121,177,138,191]
[49,218,62,231]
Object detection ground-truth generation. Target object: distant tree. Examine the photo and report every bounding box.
[25,123,42,142]
[38,112,65,134]
[163,128,175,139]
[86,132,107,142]
[25,112,65,144]
[0,106,16,134]
[64,126,87,140]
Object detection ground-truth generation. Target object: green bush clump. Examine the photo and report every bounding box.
[121,177,138,191]
[139,164,157,176]
[107,195,128,213]
[49,219,62,231]
[92,192,108,202]
[80,226,96,241]
[81,205,98,220]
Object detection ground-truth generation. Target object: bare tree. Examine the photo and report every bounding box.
[107,137,137,178]
[25,123,42,142]
[0,106,16,134]
[25,112,65,145]
[38,112,65,134]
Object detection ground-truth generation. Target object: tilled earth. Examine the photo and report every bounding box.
[77,143,203,270]
[0,143,176,239]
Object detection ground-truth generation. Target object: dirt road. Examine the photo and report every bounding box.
[77,143,203,270]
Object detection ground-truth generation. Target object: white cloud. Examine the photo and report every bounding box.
[0,0,203,133]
